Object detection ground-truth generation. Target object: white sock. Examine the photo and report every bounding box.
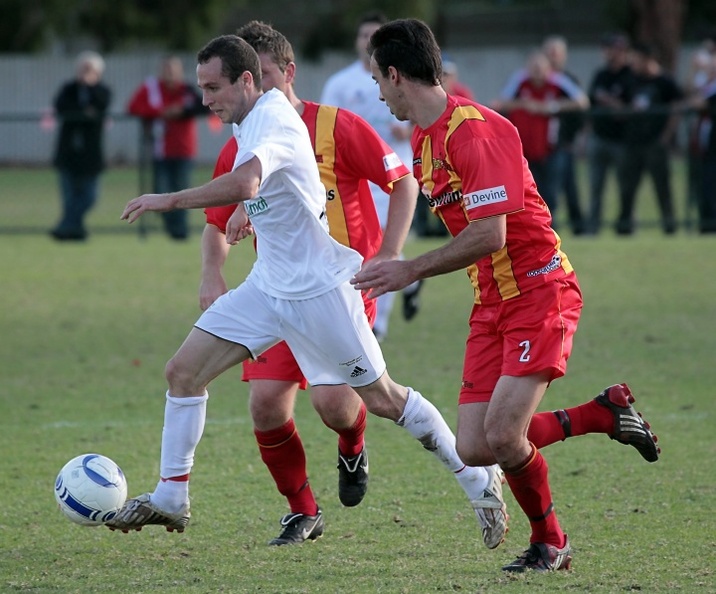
[454,465,490,501]
[397,388,489,499]
[150,391,208,513]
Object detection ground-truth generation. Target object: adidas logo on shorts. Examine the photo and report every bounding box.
[350,366,368,378]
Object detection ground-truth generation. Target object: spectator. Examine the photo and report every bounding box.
[50,51,111,241]
[493,50,588,229]
[684,34,716,232]
[441,53,475,100]
[320,11,423,341]
[127,56,208,240]
[616,42,684,235]
[542,35,587,235]
[586,33,633,235]
[686,51,716,233]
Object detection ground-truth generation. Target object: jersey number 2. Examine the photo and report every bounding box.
[519,340,531,362]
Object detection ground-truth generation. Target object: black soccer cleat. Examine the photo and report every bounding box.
[502,537,572,573]
[269,509,324,546]
[402,280,424,321]
[594,383,660,462]
[337,447,369,507]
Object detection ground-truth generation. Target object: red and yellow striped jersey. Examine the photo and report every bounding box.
[413,94,573,305]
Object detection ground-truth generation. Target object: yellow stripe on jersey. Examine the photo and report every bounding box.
[445,105,486,190]
[314,105,349,247]
[490,247,519,301]
[447,106,520,302]
[419,134,435,196]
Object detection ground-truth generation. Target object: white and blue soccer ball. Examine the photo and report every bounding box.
[54,453,127,526]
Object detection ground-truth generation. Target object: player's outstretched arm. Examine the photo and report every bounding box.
[120,157,262,224]
[352,215,506,299]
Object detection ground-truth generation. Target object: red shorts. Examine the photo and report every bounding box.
[241,294,377,389]
[459,274,583,404]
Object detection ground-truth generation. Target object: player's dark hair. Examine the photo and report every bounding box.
[197,35,262,87]
[236,20,294,73]
[368,18,441,86]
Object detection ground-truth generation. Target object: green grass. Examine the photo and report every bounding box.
[1,167,715,593]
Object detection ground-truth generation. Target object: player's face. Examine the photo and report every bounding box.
[197,56,250,124]
[369,55,408,121]
[258,53,288,94]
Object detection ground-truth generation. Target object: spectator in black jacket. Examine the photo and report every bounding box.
[586,33,633,235]
[50,51,112,241]
[616,42,683,235]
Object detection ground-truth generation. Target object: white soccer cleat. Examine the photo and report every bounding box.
[105,493,190,533]
[471,464,508,549]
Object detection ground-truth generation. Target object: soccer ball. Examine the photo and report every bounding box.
[54,453,128,526]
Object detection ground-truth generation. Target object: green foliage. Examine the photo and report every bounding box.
[0,0,243,52]
[1,167,715,592]
[301,0,436,59]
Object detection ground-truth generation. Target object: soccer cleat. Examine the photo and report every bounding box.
[337,447,369,507]
[269,509,324,546]
[105,493,190,533]
[502,536,572,572]
[402,280,424,321]
[471,464,508,549]
[595,383,660,462]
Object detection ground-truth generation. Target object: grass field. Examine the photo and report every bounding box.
[1,167,715,593]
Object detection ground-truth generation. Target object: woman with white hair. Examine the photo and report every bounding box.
[50,50,112,241]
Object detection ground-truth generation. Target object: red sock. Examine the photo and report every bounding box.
[254,419,318,516]
[562,400,613,436]
[527,412,566,449]
[528,400,613,448]
[503,444,565,547]
[324,402,367,458]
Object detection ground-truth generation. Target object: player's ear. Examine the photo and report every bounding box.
[388,65,400,84]
[285,62,297,85]
[241,70,255,89]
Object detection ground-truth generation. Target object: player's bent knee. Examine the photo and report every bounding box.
[164,357,203,395]
[485,428,524,462]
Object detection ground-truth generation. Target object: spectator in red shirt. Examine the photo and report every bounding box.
[441,53,475,100]
[127,56,208,239]
[493,50,588,231]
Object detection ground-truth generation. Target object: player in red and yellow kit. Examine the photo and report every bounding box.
[200,21,506,548]
[355,18,660,573]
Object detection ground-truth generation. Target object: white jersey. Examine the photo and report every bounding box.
[233,89,363,299]
[321,61,413,226]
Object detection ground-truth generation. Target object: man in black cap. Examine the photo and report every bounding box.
[586,33,633,234]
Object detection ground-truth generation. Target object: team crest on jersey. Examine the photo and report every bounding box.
[383,152,403,171]
[463,185,508,210]
[432,158,454,172]
[245,195,269,217]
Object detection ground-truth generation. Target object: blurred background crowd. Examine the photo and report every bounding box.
[2,0,715,237]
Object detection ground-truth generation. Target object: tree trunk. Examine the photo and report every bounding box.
[630,0,688,72]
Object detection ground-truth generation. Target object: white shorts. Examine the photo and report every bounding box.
[195,278,386,388]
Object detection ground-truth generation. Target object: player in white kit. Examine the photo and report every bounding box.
[105,34,506,549]
[321,11,423,340]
